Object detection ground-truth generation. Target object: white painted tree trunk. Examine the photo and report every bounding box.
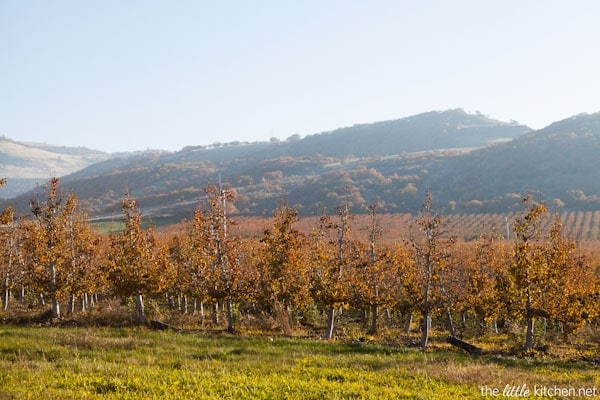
[325,306,335,339]
[3,254,11,311]
[421,313,431,350]
[68,293,75,316]
[3,285,9,311]
[134,292,146,325]
[52,298,61,320]
[49,262,60,319]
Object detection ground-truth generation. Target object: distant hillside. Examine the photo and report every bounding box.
[0,137,110,198]
[274,109,528,157]
[180,108,530,160]
[428,111,600,212]
[3,109,537,223]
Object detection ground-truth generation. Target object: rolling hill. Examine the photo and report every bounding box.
[428,111,600,212]
[5,109,600,224]
[0,137,110,198]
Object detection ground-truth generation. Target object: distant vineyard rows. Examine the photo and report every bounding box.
[235,211,600,242]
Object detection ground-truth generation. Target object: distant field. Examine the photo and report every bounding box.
[0,326,598,399]
[234,211,600,242]
[101,211,600,243]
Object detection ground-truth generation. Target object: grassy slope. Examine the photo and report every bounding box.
[0,326,598,399]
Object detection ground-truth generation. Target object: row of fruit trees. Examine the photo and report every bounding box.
[0,178,598,352]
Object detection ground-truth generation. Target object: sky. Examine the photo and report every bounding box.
[2,1,600,153]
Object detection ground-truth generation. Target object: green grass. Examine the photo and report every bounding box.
[0,326,598,399]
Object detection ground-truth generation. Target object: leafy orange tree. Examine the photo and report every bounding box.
[163,232,193,314]
[351,243,404,335]
[27,178,64,318]
[0,178,27,311]
[107,195,165,325]
[27,178,87,319]
[0,206,20,310]
[349,205,402,334]
[505,202,600,350]
[61,194,104,315]
[507,195,548,351]
[400,191,454,350]
[181,208,213,321]
[189,184,245,332]
[25,179,102,318]
[541,212,599,335]
[309,203,358,339]
[257,204,310,332]
[460,232,508,333]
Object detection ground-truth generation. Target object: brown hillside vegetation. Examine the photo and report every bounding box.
[11,110,600,220]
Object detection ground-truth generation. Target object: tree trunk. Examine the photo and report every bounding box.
[67,293,75,316]
[447,335,482,355]
[325,306,335,339]
[199,301,205,320]
[525,316,535,351]
[49,262,60,319]
[3,268,10,311]
[212,303,220,325]
[367,303,378,334]
[384,309,392,327]
[445,308,456,336]
[524,289,534,351]
[421,312,431,350]
[225,298,235,333]
[3,287,9,311]
[51,298,61,320]
[3,231,15,312]
[404,313,413,333]
[182,295,188,314]
[134,292,146,325]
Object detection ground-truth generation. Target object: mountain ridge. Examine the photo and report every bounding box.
[4,109,600,223]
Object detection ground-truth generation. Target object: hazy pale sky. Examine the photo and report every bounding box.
[2,1,599,153]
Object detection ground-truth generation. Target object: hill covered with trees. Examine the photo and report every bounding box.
[1,109,532,222]
[429,112,600,212]
[5,109,600,223]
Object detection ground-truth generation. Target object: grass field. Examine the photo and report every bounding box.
[0,326,598,399]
